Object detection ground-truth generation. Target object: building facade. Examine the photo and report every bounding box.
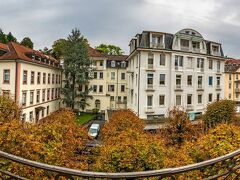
[0,42,62,122]
[127,28,225,120]
[224,59,240,112]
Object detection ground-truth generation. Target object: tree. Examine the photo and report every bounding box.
[0,29,7,43]
[6,32,17,43]
[95,44,123,55]
[62,29,93,110]
[0,95,20,123]
[52,39,67,59]
[20,37,34,49]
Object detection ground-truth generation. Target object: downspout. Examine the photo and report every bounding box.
[138,51,141,116]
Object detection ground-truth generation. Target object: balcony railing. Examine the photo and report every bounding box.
[150,42,164,49]
[146,84,155,91]
[0,149,239,179]
[212,51,221,56]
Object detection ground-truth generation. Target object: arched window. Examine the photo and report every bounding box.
[95,99,101,109]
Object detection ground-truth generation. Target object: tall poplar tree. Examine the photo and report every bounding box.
[62,29,92,110]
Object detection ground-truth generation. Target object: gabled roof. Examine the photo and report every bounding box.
[0,42,59,62]
[105,55,128,61]
[0,43,8,51]
[225,59,240,73]
[88,46,105,58]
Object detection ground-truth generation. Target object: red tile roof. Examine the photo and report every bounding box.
[88,46,105,57]
[0,42,59,65]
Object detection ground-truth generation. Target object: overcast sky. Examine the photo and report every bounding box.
[1,0,239,57]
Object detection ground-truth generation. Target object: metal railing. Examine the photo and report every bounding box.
[0,149,239,179]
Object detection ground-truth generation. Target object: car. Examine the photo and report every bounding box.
[88,123,100,138]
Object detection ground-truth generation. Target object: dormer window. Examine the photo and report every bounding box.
[121,61,126,68]
[185,30,190,34]
[212,45,219,52]
[111,61,116,67]
[180,39,189,47]
[32,55,35,60]
[192,32,196,35]
[192,41,200,49]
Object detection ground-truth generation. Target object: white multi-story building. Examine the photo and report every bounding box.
[127,28,225,120]
[0,42,62,122]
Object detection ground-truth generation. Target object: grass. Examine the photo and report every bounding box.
[76,112,95,125]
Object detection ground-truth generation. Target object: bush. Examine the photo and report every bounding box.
[203,100,236,129]
[0,95,20,123]
[101,109,144,141]
[160,107,203,146]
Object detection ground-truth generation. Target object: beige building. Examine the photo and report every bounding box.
[0,42,62,122]
[225,59,240,112]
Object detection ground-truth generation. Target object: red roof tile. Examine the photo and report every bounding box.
[88,46,105,57]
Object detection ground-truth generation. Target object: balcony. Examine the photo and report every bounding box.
[216,85,222,90]
[0,149,239,179]
[150,42,164,49]
[145,106,155,113]
[175,85,183,91]
[212,51,221,56]
[197,85,204,91]
[235,88,240,93]
[146,84,155,91]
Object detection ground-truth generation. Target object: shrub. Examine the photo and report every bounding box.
[160,107,203,146]
[203,100,236,129]
[0,95,20,123]
[93,130,165,172]
[101,109,144,141]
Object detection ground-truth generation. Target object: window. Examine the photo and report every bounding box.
[217,93,220,101]
[99,85,103,93]
[229,93,231,99]
[93,85,97,92]
[22,113,26,122]
[56,75,58,84]
[100,61,103,66]
[147,95,153,107]
[99,72,103,79]
[209,59,213,69]
[37,72,41,84]
[29,111,33,122]
[176,95,181,105]
[208,94,213,102]
[52,74,55,84]
[110,96,114,101]
[192,41,200,49]
[47,89,50,100]
[94,72,98,79]
[51,88,54,99]
[30,91,34,105]
[180,39,189,47]
[159,95,165,106]
[209,76,213,86]
[111,61,116,67]
[43,73,46,84]
[111,72,115,80]
[42,109,44,118]
[197,58,204,68]
[160,54,165,66]
[108,85,115,92]
[198,94,202,104]
[42,89,45,102]
[121,73,125,80]
[23,70,28,84]
[217,77,221,86]
[175,56,183,67]
[123,96,127,102]
[3,69,10,83]
[47,106,49,115]
[187,75,192,86]
[117,96,121,102]
[236,74,239,80]
[187,94,192,105]
[55,88,58,99]
[121,61,126,68]
[22,92,27,106]
[229,82,232,89]
[198,76,203,86]
[187,57,193,68]
[30,71,35,84]
[36,90,40,103]
[121,85,125,92]
[217,61,221,71]
[147,74,154,85]
[85,85,88,92]
[48,73,51,84]
[148,53,154,68]
[212,45,219,52]
[79,85,83,92]
[159,74,165,85]
[176,75,181,85]
[2,91,10,97]
[229,74,232,81]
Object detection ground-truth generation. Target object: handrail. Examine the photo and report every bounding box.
[0,149,239,179]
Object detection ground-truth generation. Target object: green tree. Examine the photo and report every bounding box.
[20,37,34,49]
[62,29,93,110]
[52,39,67,59]
[6,32,17,43]
[0,29,7,43]
[95,44,123,55]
